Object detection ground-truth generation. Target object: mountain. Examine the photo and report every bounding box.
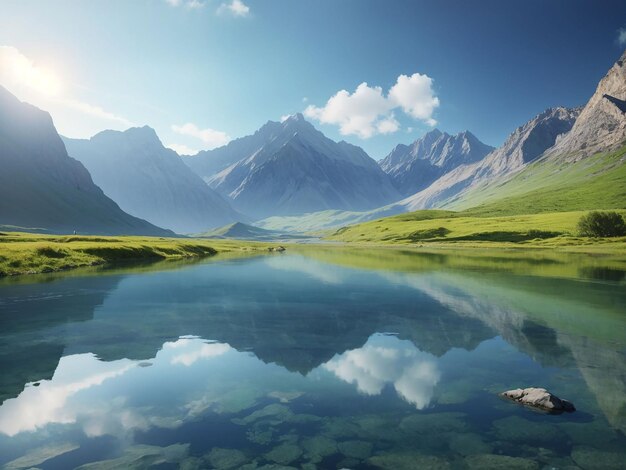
[196,221,308,241]
[63,127,242,234]
[379,129,494,196]
[0,86,171,236]
[547,49,626,159]
[397,106,580,211]
[183,114,401,219]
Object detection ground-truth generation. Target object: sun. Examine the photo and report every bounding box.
[0,46,63,97]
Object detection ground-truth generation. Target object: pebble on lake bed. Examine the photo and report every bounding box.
[501,387,575,412]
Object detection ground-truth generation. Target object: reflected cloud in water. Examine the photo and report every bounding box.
[0,354,135,437]
[165,337,231,367]
[323,334,440,409]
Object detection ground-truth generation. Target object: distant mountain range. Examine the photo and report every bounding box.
[0,86,172,236]
[184,113,401,219]
[63,128,241,233]
[380,129,494,196]
[1,50,624,236]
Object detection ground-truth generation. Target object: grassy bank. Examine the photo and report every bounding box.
[0,232,264,277]
[325,209,626,254]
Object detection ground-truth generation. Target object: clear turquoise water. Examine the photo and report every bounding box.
[0,250,625,469]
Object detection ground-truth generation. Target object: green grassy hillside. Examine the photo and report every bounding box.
[327,145,626,251]
[450,145,626,215]
[326,209,626,252]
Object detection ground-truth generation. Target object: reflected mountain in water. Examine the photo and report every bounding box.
[0,250,624,437]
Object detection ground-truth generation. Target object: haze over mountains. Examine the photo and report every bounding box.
[184,113,401,219]
[63,128,241,233]
[0,86,171,236]
[1,50,624,236]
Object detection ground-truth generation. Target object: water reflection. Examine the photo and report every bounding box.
[324,334,440,409]
[0,250,624,468]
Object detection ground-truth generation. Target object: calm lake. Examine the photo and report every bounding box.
[0,248,625,469]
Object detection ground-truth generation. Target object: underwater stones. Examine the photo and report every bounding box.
[368,452,451,470]
[206,448,248,469]
[180,456,203,470]
[337,440,373,459]
[76,443,189,469]
[338,457,361,468]
[501,388,575,412]
[301,435,338,458]
[491,416,562,444]
[4,442,80,469]
[217,388,261,414]
[321,417,363,439]
[464,454,539,470]
[264,443,302,465]
[246,427,274,445]
[268,391,303,403]
[448,433,493,456]
[571,446,626,470]
[233,404,293,426]
[560,420,619,448]
[399,412,468,434]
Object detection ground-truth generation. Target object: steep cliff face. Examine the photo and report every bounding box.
[0,86,171,236]
[547,50,626,159]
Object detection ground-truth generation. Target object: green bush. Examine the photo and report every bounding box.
[577,211,626,237]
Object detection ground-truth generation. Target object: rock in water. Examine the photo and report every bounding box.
[501,387,575,412]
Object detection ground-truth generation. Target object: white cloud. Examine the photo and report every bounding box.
[171,122,230,150]
[389,73,440,126]
[280,114,291,123]
[618,28,626,46]
[323,334,440,409]
[62,98,134,127]
[166,143,200,155]
[304,72,439,139]
[165,0,206,8]
[218,0,250,17]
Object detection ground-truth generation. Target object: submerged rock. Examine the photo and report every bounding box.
[265,443,302,465]
[448,433,493,456]
[301,435,338,458]
[76,443,189,469]
[368,452,451,470]
[337,440,373,459]
[492,415,562,444]
[465,454,539,470]
[399,412,468,434]
[571,446,626,470]
[501,387,575,412]
[206,448,248,469]
[4,442,79,469]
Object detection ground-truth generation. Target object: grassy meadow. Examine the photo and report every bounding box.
[326,209,626,253]
[0,232,266,277]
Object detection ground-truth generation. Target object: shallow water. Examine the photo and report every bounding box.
[0,248,625,469]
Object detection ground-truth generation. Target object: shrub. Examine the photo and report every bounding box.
[577,211,626,238]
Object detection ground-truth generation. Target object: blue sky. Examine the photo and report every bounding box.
[1,0,626,159]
